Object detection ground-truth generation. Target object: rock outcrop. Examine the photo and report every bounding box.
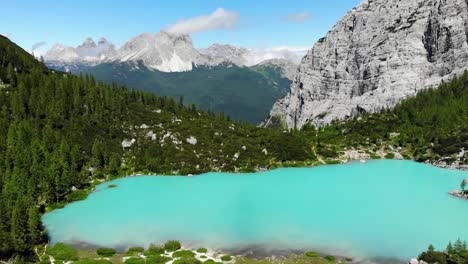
[267,0,468,128]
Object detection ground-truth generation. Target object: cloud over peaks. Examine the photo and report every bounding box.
[32,41,47,52]
[284,12,311,22]
[165,8,239,35]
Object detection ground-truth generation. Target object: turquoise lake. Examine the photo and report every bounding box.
[43,160,468,260]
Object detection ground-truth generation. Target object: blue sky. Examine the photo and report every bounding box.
[1,0,361,53]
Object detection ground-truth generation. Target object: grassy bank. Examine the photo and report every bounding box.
[36,241,352,264]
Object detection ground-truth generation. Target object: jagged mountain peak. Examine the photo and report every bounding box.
[98,37,109,45]
[79,37,97,48]
[117,31,199,72]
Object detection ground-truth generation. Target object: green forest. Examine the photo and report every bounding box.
[0,34,467,263]
[76,60,291,124]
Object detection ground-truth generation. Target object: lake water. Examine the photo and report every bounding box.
[43,160,468,260]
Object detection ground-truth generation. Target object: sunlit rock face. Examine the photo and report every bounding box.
[267,0,468,129]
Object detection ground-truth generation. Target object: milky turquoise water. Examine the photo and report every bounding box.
[43,160,468,260]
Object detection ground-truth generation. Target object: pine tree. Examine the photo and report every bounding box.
[6,63,16,86]
[10,199,29,253]
[27,206,43,245]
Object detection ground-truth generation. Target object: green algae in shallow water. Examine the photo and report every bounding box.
[43,160,468,260]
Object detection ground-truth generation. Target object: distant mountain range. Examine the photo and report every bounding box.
[45,31,302,124]
[44,31,305,72]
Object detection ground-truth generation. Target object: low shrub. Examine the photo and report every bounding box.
[324,255,336,261]
[305,251,320,258]
[145,244,165,256]
[345,257,353,262]
[125,258,146,264]
[384,153,395,159]
[126,247,145,256]
[164,240,182,252]
[97,247,116,257]
[47,243,79,261]
[66,189,89,203]
[173,257,201,264]
[418,250,447,264]
[173,250,195,258]
[318,147,338,158]
[75,259,113,264]
[39,255,51,264]
[220,255,232,261]
[203,260,221,264]
[54,261,64,264]
[197,248,208,253]
[146,255,172,264]
[200,255,207,259]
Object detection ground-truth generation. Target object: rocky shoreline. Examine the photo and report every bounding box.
[448,190,468,200]
[426,160,468,171]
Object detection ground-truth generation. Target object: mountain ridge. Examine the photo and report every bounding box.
[44,32,304,73]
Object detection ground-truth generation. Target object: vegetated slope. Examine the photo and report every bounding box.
[0,35,308,261]
[82,61,291,124]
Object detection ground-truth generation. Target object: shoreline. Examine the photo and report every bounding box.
[51,240,410,264]
[448,190,468,200]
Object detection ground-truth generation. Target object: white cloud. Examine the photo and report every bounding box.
[165,8,239,35]
[246,46,309,65]
[32,41,47,52]
[284,12,311,22]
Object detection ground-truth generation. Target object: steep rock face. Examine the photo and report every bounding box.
[257,59,298,80]
[116,31,212,72]
[199,44,250,66]
[267,0,468,128]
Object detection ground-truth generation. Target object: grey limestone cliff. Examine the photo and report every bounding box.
[267,0,468,128]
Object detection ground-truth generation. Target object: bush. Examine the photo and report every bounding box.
[345,257,353,262]
[324,255,336,261]
[200,255,207,259]
[125,258,146,264]
[97,247,116,257]
[126,247,145,256]
[384,153,395,159]
[197,248,208,253]
[55,261,64,264]
[146,255,172,264]
[173,250,195,258]
[305,251,320,258]
[318,147,338,158]
[220,255,232,261]
[47,243,79,261]
[164,240,182,252]
[39,255,51,264]
[75,259,113,264]
[145,244,165,256]
[173,257,201,264]
[418,251,447,264]
[203,260,221,264]
[66,189,89,203]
